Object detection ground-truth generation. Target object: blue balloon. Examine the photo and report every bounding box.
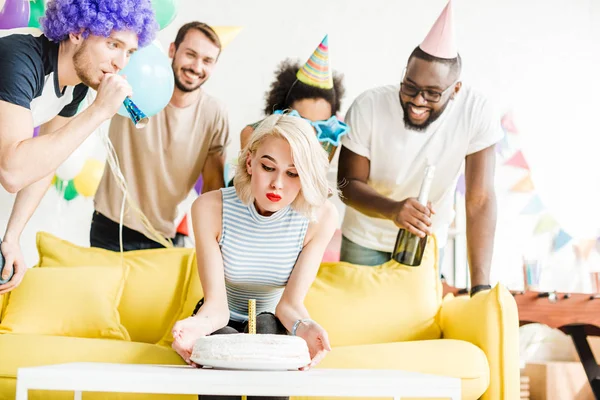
[117,42,174,119]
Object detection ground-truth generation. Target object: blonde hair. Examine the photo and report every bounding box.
[235,113,330,221]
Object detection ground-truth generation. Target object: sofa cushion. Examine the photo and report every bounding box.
[0,266,130,340]
[35,232,194,344]
[303,236,442,347]
[0,335,486,400]
[299,339,489,400]
[439,285,520,400]
[0,333,195,400]
[157,257,204,347]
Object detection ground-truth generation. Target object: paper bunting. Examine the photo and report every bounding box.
[533,213,559,235]
[511,174,535,192]
[176,214,190,236]
[194,174,203,194]
[553,229,573,251]
[520,195,544,215]
[501,112,518,134]
[212,26,243,49]
[494,133,511,158]
[504,151,530,170]
[573,239,596,261]
[455,173,465,196]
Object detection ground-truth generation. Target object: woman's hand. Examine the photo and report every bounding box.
[296,319,331,370]
[171,316,213,367]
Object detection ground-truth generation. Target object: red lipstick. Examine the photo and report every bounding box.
[266,193,281,202]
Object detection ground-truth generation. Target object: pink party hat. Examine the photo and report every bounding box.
[419,1,458,59]
[296,35,333,89]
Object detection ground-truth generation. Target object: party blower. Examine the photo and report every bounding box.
[122,97,149,129]
[0,239,13,285]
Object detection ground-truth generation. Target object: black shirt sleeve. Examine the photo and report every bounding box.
[58,83,89,117]
[0,34,44,109]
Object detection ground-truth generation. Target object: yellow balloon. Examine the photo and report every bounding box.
[212,26,243,49]
[73,159,105,197]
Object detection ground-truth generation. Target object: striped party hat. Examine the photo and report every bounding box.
[296,35,333,89]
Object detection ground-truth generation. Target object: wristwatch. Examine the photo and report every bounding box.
[470,284,491,297]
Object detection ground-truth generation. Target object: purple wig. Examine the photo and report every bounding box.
[41,0,158,47]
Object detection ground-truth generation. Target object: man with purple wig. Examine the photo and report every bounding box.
[0,0,158,294]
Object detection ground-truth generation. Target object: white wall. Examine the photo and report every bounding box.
[1,0,599,291]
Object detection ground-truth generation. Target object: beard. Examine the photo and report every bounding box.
[172,63,205,93]
[73,43,99,89]
[400,97,451,132]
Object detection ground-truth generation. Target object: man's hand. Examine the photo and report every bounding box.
[388,198,435,238]
[0,239,27,294]
[91,74,133,120]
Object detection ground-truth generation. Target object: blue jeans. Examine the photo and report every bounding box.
[340,235,392,266]
[340,235,445,268]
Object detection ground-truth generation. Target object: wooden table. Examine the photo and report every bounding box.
[444,283,600,398]
[16,362,462,400]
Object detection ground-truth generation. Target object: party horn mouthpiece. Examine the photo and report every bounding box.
[123,98,149,129]
[0,239,13,285]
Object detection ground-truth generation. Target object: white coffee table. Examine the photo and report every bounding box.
[16,362,461,399]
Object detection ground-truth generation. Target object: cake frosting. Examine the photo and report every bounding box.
[190,333,311,370]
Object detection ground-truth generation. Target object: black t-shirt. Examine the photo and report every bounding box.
[0,33,88,127]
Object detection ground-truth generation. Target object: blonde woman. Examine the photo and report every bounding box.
[172,114,338,386]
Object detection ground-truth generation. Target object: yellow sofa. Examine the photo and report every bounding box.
[0,232,519,400]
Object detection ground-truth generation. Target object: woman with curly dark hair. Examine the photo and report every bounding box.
[239,36,347,163]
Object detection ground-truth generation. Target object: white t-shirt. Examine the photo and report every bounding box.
[341,84,504,251]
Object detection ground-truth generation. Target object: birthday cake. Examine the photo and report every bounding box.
[190,333,311,370]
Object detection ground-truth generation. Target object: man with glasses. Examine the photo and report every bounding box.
[336,1,503,297]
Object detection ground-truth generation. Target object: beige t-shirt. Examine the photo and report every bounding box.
[94,90,230,239]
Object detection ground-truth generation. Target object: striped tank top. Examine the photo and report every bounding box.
[219,187,309,322]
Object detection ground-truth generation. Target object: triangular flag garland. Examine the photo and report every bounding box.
[501,112,518,134]
[176,214,190,236]
[504,150,530,170]
[553,229,573,252]
[533,213,559,235]
[520,195,544,215]
[510,174,535,193]
[495,132,510,156]
[495,112,600,259]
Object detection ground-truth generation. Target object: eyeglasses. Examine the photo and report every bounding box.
[400,81,456,103]
[399,67,457,103]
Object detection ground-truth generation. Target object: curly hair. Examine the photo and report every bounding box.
[41,0,158,47]
[264,59,345,117]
